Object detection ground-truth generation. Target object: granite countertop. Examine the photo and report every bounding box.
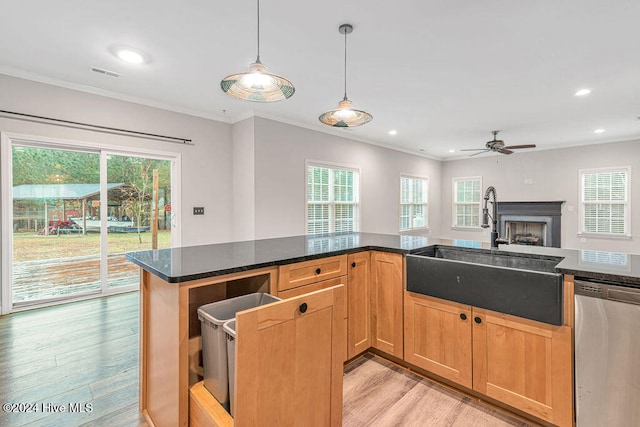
[125,232,640,287]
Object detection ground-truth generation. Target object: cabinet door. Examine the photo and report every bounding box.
[234,285,345,427]
[370,251,403,358]
[404,292,472,389]
[347,252,371,359]
[472,308,573,427]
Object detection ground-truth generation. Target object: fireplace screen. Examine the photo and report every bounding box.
[505,221,547,246]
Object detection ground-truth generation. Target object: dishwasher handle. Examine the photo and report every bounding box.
[575,279,640,305]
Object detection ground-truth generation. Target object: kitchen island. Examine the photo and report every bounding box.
[126,232,640,427]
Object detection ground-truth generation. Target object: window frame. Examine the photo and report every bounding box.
[305,161,360,235]
[399,175,429,231]
[452,176,483,229]
[578,166,631,239]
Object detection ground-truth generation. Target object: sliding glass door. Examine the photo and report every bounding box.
[2,136,178,311]
[106,153,172,289]
[11,145,103,305]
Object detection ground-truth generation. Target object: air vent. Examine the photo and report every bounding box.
[90,67,121,78]
[578,284,603,295]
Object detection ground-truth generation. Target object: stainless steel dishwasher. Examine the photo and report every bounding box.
[575,279,640,426]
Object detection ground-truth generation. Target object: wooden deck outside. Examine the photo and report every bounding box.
[12,253,139,303]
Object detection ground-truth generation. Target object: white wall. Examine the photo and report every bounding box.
[0,74,234,246]
[441,140,640,254]
[252,117,442,239]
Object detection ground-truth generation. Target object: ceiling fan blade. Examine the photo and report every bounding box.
[503,144,536,149]
[460,148,489,152]
[469,149,491,157]
[498,148,514,155]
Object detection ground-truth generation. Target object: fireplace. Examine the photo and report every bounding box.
[497,202,564,248]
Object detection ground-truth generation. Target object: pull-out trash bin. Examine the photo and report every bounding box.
[223,319,237,417]
[197,293,280,411]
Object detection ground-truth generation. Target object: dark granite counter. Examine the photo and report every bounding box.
[125,232,640,287]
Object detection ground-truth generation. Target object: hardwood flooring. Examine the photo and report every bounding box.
[343,354,539,427]
[1,292,538,427]
[0,291,147,427]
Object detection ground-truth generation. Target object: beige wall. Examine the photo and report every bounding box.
[0,74,234,246]
[252,117,442,239]
[441,140,640,253]
[231,117,256,241]
[2,73,637,256]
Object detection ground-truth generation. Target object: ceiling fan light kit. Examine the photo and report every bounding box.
[319,24,373,128]
[220,0,295,102]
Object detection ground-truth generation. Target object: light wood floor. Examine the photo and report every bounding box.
[344,354,538,427]
[0,291,147,427]
[1,292,538,426]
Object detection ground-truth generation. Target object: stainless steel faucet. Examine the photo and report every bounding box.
[481,186,506,249]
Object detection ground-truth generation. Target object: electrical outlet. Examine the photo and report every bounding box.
[580,237,587,243]
[567,205,574,212]
[193,207,205,215]
[524,178,534,185]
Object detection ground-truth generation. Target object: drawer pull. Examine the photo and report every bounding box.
[315,268,321,275]
[351,262,356,268]
[299,303,308,313]
[460,313,467,321]
[474,316,482,324]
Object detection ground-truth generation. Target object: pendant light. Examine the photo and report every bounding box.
[220,0,295,102]
[319,24,372,128]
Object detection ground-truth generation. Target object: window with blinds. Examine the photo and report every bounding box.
[400,175,428,230]
[453,177,482,228]
[307,164,359,234]
[580,167,630,236]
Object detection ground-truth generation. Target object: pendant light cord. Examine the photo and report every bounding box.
[343,27,348,101]
[256,0,261,63]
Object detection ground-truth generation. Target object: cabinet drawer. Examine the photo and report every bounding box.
[278,255,348,292]
[278,276,347,320]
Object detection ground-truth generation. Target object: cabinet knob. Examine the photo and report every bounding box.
[474,316,482,324]
[351,262,356,268]
[315,268,321,275]
[299,303,308,314]
[459,313,467,321]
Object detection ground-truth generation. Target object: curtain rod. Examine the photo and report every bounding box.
[0,109,194,145]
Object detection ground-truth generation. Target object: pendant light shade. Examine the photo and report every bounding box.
[319,24,372,127]
[220,0,295,102]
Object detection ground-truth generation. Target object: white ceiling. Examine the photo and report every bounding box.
[1,1,639,160]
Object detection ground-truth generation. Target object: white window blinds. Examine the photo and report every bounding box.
[453,177,481,227]
[400,176,428,230]
[307,164,359,234]
[580,167,630,236]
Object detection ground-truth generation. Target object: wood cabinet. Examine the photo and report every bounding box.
[472,308,572,427]
[190,285,345,427]
[403,291,573,427]
[347,252,371,359]
[370,251,404,358]
[278,255,348,292]
[403,292,472,388]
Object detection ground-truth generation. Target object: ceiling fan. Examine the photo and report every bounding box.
[461,131,536,156]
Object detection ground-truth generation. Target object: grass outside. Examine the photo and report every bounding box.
[13,230,171,262]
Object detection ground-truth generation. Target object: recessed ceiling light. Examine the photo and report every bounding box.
[574,88,591,96]
[112,47,146,64]
[449,149,455,153]
[594,128,605,134]
[388,130,398,136]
